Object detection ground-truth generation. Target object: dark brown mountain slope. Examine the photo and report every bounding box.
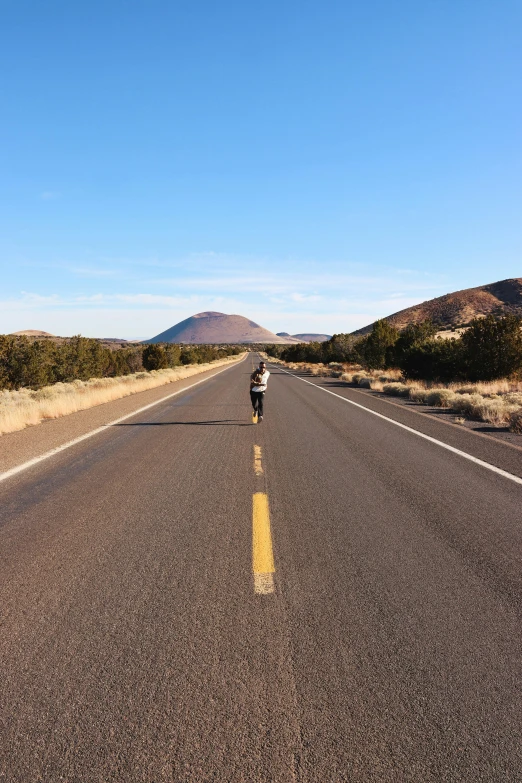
[352,278,522,336]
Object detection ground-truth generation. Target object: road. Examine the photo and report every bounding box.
[1,354,521,782]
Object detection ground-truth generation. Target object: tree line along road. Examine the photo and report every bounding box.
[0,354,520,782]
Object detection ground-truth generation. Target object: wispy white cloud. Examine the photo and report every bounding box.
[1,292,213,309]
[150,272,444,297]
[0,253,451,338]
[40,191,61,201]
[67,266,120,278]
[288,293,323,303]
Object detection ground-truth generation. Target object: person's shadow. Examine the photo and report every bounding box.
[114,419,252,427]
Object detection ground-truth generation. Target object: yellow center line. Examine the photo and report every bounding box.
[254,444,263,475]
[252,492,275,594]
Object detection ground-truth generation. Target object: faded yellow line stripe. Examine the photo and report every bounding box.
[254,444,263,475]
[254,573,274,594]
[252,492,275,594]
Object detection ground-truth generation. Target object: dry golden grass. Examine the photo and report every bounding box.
[0,354,245,436]
[450,379,522,395]
[259,352,286,365]
[405,387,522,429]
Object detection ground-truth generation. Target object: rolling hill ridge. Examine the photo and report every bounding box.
[352,278,522,336]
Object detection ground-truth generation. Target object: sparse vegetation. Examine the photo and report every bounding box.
[509,409,522,434]
[267,314,522,385]
[0,334,242,392]
[267,334,522,433]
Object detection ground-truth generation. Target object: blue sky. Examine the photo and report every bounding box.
[1,0,520,338]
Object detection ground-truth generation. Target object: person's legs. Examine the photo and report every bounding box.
[258,392,264,417]
[250,390,258,412]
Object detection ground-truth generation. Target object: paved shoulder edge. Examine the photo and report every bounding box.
[275,367,522,487]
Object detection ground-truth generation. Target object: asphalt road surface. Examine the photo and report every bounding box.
[1,355,521,782]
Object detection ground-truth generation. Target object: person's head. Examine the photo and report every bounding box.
[259,361,266,371]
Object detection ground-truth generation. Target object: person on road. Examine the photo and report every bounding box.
[250,360,270,421]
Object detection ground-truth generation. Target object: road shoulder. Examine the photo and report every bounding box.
[0,358,246,475]
[272,367,522,480]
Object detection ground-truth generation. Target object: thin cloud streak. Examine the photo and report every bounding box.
[0,256,449,337]
[150,274,445,296]
[0,289,429,338]
[40,191,61,200]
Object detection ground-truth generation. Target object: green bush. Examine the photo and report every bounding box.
[461,315,522,380]
[399,338,465,382]
[142,344,169,370]
[354,320,399,370]
[0,336,240,391]
[269,315,522,385]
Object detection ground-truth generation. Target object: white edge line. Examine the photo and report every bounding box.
[275,366,522,488]
[0,356,246,484]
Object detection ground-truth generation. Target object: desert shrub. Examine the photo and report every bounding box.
[453,384,480,394]
[426,389,457,407]
[505,393,522,406]
[354,320,400,370]
[472,398,520,425]
[377,369,403,382]
[0,335,240,391]
[142,344,169,371]
[453,380,513,396]
[461,315,522,381]
[387,320,438,367]
[408,388,431,403]
[272,315,522,385]
[400,338,465,382]
[383,382,411,396]
[450,393,484,416]
[273,333,359,365]
[509,409,522,433]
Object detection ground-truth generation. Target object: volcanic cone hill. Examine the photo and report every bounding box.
[147,312,301,344]
[10,330,55,337]
[352,278,522,336]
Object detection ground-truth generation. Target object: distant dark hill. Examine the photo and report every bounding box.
[276,332,332,343]
[292,333,332,343]
[147,312,301,344]
[352,278,522,336]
